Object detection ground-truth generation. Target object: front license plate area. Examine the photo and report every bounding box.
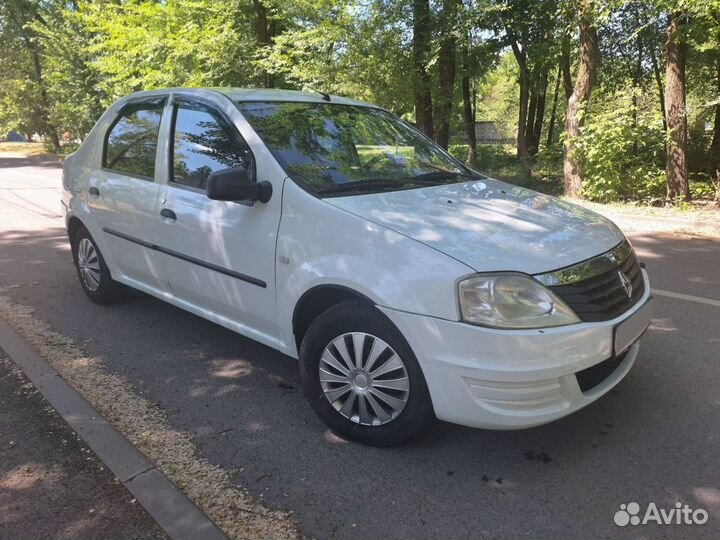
[614,298,653,356]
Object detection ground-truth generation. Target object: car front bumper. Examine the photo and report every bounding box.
[379,269,652,430]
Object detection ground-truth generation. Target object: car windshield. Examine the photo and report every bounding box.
[236,101,474,196]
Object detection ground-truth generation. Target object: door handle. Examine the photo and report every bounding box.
[160,208,177,220]
[88,187,100,197]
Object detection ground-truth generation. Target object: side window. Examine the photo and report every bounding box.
[171,104,253,190]
[104,104,163,179]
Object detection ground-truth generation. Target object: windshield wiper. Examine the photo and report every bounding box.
[315,177,446,195]
[412,170,462,182]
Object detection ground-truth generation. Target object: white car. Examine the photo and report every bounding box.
[62,88,652,445]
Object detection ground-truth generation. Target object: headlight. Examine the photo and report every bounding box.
[458,273,580,329]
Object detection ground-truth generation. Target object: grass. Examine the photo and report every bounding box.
[0,141,52,157]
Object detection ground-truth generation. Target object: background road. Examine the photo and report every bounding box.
[1,156,719,539]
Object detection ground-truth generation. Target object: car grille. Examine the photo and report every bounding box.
[547,251,645,323]
[575,351,629,393]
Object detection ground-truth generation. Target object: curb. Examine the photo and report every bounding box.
[0,317,229,540]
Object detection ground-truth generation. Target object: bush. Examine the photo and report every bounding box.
[448,143,517,170]
[574,90,667,203]
[689,177,717,200]
[448,143,564,195]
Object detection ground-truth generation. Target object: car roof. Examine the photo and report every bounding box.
[120,87,375,108]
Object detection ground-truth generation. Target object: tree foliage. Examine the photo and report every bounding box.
[1,0,719,204]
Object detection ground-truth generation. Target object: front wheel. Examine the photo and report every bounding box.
[299,300,434,446]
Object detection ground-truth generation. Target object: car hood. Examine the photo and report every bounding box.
[323,178,625,275]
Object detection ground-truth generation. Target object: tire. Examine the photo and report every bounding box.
[71,226,127,304]
[299,300,434,446]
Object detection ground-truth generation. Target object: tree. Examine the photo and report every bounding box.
[525,65,548,154]
[563,0,601,198]
[664,10,689,203]
[253,0,276,88]
[462,41,478,163]
[546,65,562,145]
[0,0,60,149]
[435,0,459,149]
[486,0,559,163]
[413,0,434,137]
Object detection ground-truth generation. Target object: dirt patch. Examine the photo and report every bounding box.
[0,288,302,540]
[574,200,720,238]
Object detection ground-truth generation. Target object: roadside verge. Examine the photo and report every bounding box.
[0,289,302,540]
[0,317,228,540]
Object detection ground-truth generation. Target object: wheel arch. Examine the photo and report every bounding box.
[292,284,376,351]
[67,215,86,243]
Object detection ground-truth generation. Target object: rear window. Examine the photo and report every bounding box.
[103,102,164,179]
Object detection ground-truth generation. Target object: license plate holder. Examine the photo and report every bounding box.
[614,298,653,356]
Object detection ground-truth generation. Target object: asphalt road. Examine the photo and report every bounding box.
[1,155,719,539]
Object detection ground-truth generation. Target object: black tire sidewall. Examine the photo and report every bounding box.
[300,300,434,446]
[71,227,122,304]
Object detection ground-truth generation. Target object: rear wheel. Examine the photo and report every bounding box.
[71,226,127,304]
[299,300,433,446]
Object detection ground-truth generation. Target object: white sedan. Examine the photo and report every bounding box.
[61,88,652,445]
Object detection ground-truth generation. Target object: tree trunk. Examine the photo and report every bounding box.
[529,70,547,155]
[563,7,600,198]
[710,61,720,206]
[252,0,274,88]
[664,12,689,203]
[434,0,458,149]
[546,65,562,146]
[509,40,529,163]
[709,60,720,161]
[517,65,530,162]
[649,46,667,131]
[462,44,477,164]
[29,48,60,151]
[561,38,574,100]
[525,70,539,153]
[632,32,643,155]
[413,0,434,138]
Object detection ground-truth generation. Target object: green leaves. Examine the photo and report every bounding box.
[574,88,667,202]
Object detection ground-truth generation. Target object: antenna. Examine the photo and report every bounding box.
[304,85,331,102]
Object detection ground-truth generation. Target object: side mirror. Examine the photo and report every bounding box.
[206,166,272,203]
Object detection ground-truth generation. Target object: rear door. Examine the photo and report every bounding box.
[86,98,169,292]
[153,95,281,343]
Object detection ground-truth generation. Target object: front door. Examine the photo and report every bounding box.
[154,97,281,343]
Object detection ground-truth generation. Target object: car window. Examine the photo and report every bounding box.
[171,104,253,190]
[104,104,163,179]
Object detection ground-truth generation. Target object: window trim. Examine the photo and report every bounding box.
[101,97,167,181]
[168,97,256,193]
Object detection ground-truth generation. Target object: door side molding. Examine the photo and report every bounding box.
[102,227,267,288]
